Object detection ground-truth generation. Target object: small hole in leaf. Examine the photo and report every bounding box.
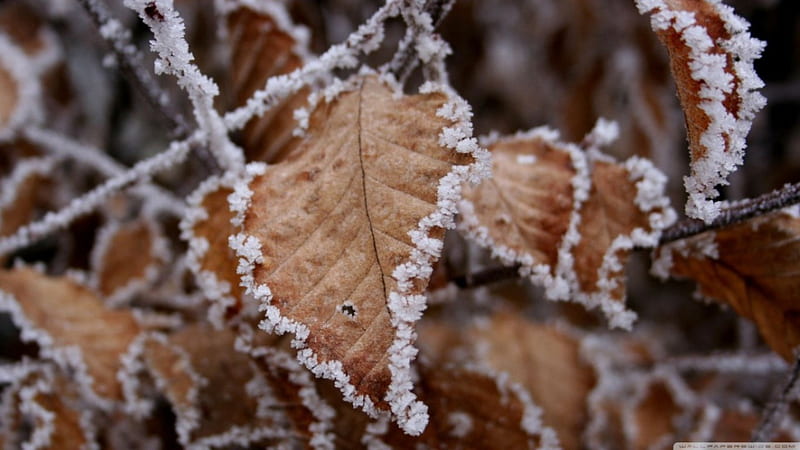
[338,302,357,318]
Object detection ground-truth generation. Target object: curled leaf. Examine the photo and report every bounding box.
[0,157,53,238]
[229,74,488,435]
[636,0,766,222]
[0,267,141,404]
[459,127,674,329]
[653,208,800,360]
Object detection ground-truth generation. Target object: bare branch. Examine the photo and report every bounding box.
[751,349,800,442]
[660,181,800,244]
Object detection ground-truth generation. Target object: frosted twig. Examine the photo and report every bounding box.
[660,181,800,244]
[22,127,186,215]
[77,0,188,137]
[78,0,221,174]
[0,133,199,256]
[666,352,787,374]
[124,0,244,172]
[386,0,454,84]
[752,350,800,442]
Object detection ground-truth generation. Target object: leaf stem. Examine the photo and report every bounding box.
[660,181,800,244]
[451,264,521,289]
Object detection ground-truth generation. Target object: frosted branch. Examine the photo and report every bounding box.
[660,181,800,244]
[0,133,198,256]
[22,127,186,215]
[752,350,800,442]
[123,0,244,172]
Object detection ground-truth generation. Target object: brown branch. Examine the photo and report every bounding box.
[751,350,800,442]
[660,181,800,244]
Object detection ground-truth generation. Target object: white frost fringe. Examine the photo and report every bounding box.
[229,75,490,436]
[636,0,766,223]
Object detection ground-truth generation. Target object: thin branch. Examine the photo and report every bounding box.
[387,0,454,83]
[76,0,188,137]
[451,264,521,289]
[660,180,800,244]
[0,134,198,256]
[76,0,220,174]
[752,350,800,442]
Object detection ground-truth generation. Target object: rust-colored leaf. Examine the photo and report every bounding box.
[226,3,311,163]
[636,0,766,222]
[181,174,248,326]
[92,219,167,305]
[0,158,52,238]
[459,130,673,329]
[654,208,800,360]
[376,364,560,448]
[467,313,596,450]
[0,62,15,129]
[229,74,486,434]
[0,267,141,402]
[141,324,338,448]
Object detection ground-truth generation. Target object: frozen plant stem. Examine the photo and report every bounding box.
[387,0,454,83]
[660,181,800,244]
[452,265,521,289]
[751,350,800,442]
[77,0,220,174]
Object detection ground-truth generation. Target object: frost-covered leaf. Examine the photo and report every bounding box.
[0,157,53,238]
[141,324,336,448]
[636,0,766,223]
[0,59,15,130]
[459,128,674,329]
[373,363,560,449]
[0,267,141,404]
[229,74,488,435]
[225,0,311,163]
[466,313,595,450]
[0,364,97,450]
[653,208,800,360]
[180,173,248,326]
[91,218,168,306]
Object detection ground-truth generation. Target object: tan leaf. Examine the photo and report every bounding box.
[654,208,800,360]
[0,267,141,403]
[142,324,337,448]
[467,313,596,450]
[374,364,560,449]
[0,364,96,449]
[0,62,15,129]
[91,218,168,305]
[226,2,311,163]
[636,0,766,222]
[181,173,248,326]
[229,74,488,434]
[0,157,53,238]
[459,128,673,329]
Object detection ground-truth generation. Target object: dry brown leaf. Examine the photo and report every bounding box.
[0,267,141,403]
[467,313,596,450]
[91,219,167,305]
[636,0,766,222]
[181,174,248,326]
[143,326,291,447]
[374,363,559,449]
[0,63,15,128]
[0,364,96,449]
[226,3,311,163]
[654,208,800,361]
[459,129,673,329]
[229,74,487,434]
[0,158,53,238]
